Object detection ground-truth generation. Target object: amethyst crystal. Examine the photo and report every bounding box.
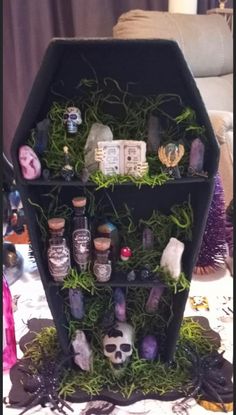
[72,330,93,371]
[114,288,126,322]
[68,288,84,319]
[147,115,162,154]
[127,270,136,282]
[42,168,50,181]
[188,138,205,173]
[140,335,158,360]
[145,285,165,313]
[34,118,50,155]
[140,266,151,280]
[195,173,227,274]
[142,227,154,251]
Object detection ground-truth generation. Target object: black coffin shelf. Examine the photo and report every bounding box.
[11,39,219,402]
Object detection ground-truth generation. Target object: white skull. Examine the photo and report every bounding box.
[103,321,134,365]
[63,107,82,134]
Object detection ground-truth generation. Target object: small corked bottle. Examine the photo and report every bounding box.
[93,237,112,282]
[47,218,71,281]
[72,197,91,272]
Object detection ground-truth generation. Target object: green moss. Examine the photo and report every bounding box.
[90,170,170,190]
[27,78,206,180]
[177,317,215,356]
[62,267,97,294]
[23,326,59,366]
[28,187,73,247]
[22,315,216,399]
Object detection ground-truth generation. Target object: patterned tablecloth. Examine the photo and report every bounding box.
[3,245,233,415]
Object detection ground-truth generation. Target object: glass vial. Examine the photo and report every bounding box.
[93,237,112,282]
[47,218,71,281]
[72,197,91,272]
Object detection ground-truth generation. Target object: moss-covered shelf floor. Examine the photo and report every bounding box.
[8,316,233,410]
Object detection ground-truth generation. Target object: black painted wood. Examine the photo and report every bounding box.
[10,38,219,403]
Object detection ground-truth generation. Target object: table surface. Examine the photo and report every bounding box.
[3,245,233,415]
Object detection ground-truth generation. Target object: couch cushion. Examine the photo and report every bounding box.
[219,134,233,207]
[113,10,233,78]
[195,74,233,112]
[208,110,233,145]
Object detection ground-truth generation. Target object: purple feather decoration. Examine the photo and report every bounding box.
[114,288,126,322]
[195,173,227,274]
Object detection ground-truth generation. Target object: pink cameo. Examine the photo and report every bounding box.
[18,145,41,179]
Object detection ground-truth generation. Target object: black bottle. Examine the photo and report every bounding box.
[72,197,91,272]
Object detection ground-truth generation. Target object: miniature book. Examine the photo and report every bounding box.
[95,140,147,177]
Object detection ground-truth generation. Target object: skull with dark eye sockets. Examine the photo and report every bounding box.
[103,321,134,366]
[63,107,82,134]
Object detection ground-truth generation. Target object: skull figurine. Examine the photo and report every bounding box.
[103,321,134,366]
[63,107,82,134]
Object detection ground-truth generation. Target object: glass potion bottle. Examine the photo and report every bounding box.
[47,218,71,281]
[93,237,112,282]
[72,197,91,272]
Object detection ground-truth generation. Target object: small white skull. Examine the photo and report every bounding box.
[103,321,134,366]
[63,107,82,134]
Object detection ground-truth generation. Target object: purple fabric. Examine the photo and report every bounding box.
[3,0,231,161]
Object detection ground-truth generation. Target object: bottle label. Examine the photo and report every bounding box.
[48,244,71,280]
[93,260,111,282]
[72,229,91,266]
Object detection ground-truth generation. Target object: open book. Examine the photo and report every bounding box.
[95,140,147,177]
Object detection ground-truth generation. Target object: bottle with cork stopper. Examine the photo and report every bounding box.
[47,217,71,281]
[93,237,112,282]
[72,196,91,272]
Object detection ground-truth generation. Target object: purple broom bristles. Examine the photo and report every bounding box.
[194,173,228,275]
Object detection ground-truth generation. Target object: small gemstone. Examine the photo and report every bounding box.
[127,270,136,282]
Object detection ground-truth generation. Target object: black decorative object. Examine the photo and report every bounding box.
[61,146,74,181]
[34,118,50,155]
[10,39,219,404]
[172,345,233,414]
[16,352,74,415]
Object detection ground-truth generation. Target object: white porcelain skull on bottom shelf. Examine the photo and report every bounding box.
[103,321,134,367]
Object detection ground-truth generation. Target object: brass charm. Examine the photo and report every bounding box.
[158,143,185,179]
[158,143,185,167]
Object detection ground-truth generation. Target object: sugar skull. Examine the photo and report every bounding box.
[63,107,82,134]
[103,321,134,366]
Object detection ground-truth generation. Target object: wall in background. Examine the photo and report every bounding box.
[3,0,233,162]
